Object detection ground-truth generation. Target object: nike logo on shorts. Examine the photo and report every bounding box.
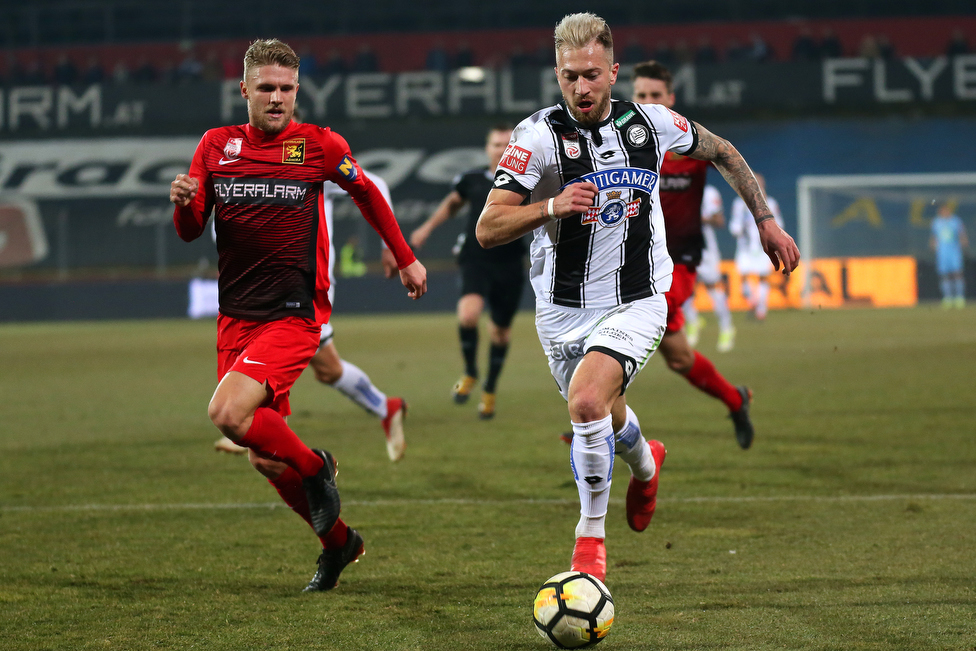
[242,357,265,365]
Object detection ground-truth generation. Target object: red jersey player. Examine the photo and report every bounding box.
[170,39,426,592]
[632,61,754,449]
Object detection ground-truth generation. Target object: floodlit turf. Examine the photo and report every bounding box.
[1,306,974,650]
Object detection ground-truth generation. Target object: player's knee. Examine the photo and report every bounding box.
[568,390,611,424]
[665,351,694,375]
[208,399,248,439]
[309,355,341,385]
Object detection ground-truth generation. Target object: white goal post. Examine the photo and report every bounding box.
[796,172,976,306]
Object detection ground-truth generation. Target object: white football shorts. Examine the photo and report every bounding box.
[535,294,667,401]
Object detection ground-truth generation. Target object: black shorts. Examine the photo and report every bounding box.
[459,259,526,329]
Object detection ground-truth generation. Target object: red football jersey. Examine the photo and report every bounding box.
[658,152,711,267]
[174,121,414,322]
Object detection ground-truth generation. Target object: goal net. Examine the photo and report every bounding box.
[796,172,976,308]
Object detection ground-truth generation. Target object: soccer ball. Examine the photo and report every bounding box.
[533,571,614,648]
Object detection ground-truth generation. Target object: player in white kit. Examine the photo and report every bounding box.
[477,13,799,581]
[729,173,783,321]
[683,184,736,351]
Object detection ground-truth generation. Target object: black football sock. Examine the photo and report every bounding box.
[483,343,509,393]
[459,326,479,378]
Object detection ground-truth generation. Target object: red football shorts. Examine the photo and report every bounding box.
[665,263,697,334]
[216,315,321,417]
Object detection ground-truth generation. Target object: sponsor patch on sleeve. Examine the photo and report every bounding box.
[335,155,359,181]
[499,144,533,174]
[667,109,689,133]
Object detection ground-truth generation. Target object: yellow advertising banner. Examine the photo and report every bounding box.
[691,256,917,311]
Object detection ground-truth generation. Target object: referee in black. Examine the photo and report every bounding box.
[410,124,526,419]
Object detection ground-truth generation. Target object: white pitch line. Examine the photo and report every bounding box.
[2,493,974,514]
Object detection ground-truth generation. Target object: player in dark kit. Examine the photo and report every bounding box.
[170,39,426,591]
[410,125,526,419]
[633,60,755,449]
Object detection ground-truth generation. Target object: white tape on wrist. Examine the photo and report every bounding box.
[546,197,556,219]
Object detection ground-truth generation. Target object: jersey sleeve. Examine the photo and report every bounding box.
[319,128,416,268]
[644,104,698,157]
[173,132,215,242]
[492,122,545,197]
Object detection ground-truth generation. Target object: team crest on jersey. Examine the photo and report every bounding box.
[336,155,358,181]
[282,139,305,164]
[223,138,243,160]
[668,108,689,132]
[581,190,641,228]
[627,124,649,147]
[561,133,581,159]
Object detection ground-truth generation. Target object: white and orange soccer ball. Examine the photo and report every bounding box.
[533,571,614,648]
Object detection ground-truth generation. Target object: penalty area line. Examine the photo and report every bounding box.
[2,493,975,514]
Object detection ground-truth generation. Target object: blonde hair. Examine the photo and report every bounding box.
[243,39,300,78]
[553,13,613,60]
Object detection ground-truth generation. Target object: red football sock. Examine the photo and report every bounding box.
[269,467,348,550]
[238,407,323,478]
[683,351,743,412]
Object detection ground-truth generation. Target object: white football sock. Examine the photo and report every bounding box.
[613,405,655,482]
[329,360,388,419]
[570,415,614,540]
[708,287,733,332]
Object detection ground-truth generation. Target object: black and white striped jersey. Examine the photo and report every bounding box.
[493,99,698,309]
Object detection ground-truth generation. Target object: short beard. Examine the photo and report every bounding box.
[567,94,609,127]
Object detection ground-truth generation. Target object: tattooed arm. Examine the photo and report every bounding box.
[688,122,800,274]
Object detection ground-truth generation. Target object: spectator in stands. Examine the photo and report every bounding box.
[321,49,347,75]
[695,36,718,64]
[725,37,749,62]
[652,40,674,65]
[112,60,129,85]
[176,48,203,82]
[455,41,474,68]
[352,44,378,72]
[877,35,895,59]
[623,36,645,64]
[426,40,450,71]
[791,27,820,61]
[202,52,222,82]
[820,28,843,58]
[946,29,969,56]
[858,35,881,59]
[83,57,105,84]
[299,48,318,78]
[747,32,772,62]
[131,57,158,83]
[54,55,79,85]
[673,39,694,64]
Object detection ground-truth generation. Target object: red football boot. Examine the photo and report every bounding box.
[570,536,607,582]
[625,440,667,532]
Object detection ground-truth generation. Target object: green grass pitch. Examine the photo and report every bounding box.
[1,306,974,650]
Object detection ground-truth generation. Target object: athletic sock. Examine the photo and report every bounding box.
[953,277,965,300]
[684,350,743,412]
[708,286,733,332]
[613,406,655,481]
[329,359,388,418]
[238,407,323,478]
[482,343,509,393]
[570,415,614,540]
[756,280,770,319]
[940,277,952,300]
[269,467,349,550]
[683,297,698,327]
[459,326,479,378]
